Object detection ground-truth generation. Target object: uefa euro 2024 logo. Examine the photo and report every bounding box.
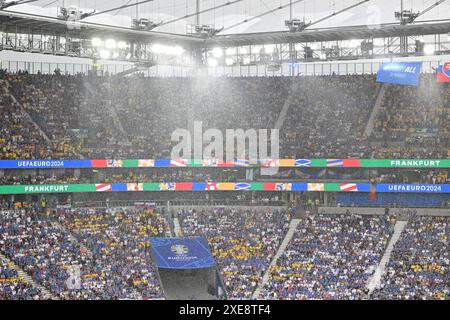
[171,244,189,256]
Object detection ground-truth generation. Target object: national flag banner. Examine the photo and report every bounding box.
[175,183,193,191]
[143,183,160,191]
[307,183,324,191]
[339,183,359,192]
[127,183,144,191]
[279,159,296,167]
[122,160,138,168]
[251,182,265,191]
[234,159,250,167]
[187,159,203,167]
[216,161,234,168]
[263,183,277,191]
[91,160,108,168]
[295,159,311,167]
[327,159,344,167]
[111,184,127,192]
[205,182,218,190]
[217,183,235,191]
[343,159,361,167]
[202,159,219,167]
[235,183,251,191]
[138,159,155,167]
[170,159,188,167]
[192,182,206,191]
[291,183,307,191]
[107,160,123,168]
[437,62,450,83]
[154,159,171,167]
[276,183,292,191]
[95,184,112,192]
[159,183,175,191]
[261,159,279,167]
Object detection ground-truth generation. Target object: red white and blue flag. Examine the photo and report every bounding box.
[170,159,188,167]
[95,184,112,192]
[437,62,450,83]
[339,183,358,192]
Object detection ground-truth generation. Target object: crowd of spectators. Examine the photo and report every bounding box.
[178,207,291,299]
[0,75,53,159]
[371,216,449,300]
[0,207,168,299]
[0,257,44,300]
[281,75,378,158]
[372,74,449,158]
[59,207,169,299]
[1,70,448,160]
[258,214,393,299]
[0,205,448,300]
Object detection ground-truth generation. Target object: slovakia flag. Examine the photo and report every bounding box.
[437,62,450,83]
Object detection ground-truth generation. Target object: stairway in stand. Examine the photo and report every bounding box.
[252,218,302,299]
[366,220,408,294]
[0,253,57,300]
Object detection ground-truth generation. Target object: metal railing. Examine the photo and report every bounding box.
[0,57,447,77]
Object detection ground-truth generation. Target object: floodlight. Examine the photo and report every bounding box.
[212,47,223,58]
[105,39,116,49]
[92,38,103,47]
[208,58,218,67]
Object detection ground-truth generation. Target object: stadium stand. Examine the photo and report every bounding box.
[0,256,45,300]
[178,208,291,299]
[371,216,449,300]
[1,71,448,160]
[258,214,393,299]
[0,207,168,299]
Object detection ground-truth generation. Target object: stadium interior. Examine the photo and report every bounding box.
[0,0,449,301]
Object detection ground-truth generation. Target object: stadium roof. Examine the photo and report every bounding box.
[1,8,449,49]
[5,0,450,35]
[207,20,450,47]
[0,9,202,46]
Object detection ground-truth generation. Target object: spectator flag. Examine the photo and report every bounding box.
[368,183,377,201]
[437,62,450,83]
